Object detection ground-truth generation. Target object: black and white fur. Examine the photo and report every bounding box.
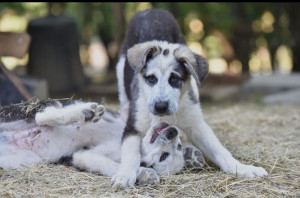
[113,8,268,187]
[0,100,192,185]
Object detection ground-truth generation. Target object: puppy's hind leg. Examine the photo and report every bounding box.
[35,102,105,126]
[0,144,42,169]
[72,148,119,177]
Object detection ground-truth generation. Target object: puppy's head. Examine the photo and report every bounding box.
[140,121,184,175]
[127,41,208,116]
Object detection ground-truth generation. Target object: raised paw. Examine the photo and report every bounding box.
[136,167,160,186]
[183,147,205,169]
[35,102,105,126]
[82,103,105,123]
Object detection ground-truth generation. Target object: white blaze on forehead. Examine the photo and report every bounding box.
[146,57,177,77]
[145,41,182,75]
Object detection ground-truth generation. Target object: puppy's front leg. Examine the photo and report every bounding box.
[35,102,104,126]
[111,135,141,188]
[136,167,159,186]
[189,118,268,177]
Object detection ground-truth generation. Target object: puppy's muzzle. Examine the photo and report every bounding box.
[166,127,178,140]
[154,101,169,115]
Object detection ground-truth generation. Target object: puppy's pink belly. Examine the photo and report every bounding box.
[13,126,51,152]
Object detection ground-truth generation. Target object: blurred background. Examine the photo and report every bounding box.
[0,2,299,107]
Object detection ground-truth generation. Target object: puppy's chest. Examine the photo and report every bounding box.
[134,109,184,133]
[135,111,152,135]
[135,105,200,136]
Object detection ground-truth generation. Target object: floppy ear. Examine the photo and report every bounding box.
[174,46,209,86]
[127,41,161,74]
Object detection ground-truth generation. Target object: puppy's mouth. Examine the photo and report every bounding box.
[150,122,169,144]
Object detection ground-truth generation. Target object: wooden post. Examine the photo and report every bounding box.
[27,15,85,93]
[0,61,33,101]
[0,32,33,101]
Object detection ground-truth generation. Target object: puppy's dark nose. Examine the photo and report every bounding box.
[166,127,178,140]
[155,101,169,114]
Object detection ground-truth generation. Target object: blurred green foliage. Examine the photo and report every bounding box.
[0,3,26,15]
[0,2,299,72]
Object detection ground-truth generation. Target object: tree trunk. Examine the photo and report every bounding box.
[268,4,282,72]
[230,4,255,73]
[285,3,300,72]
[109,3,125,73]
[291,45,300,72]
[27,15,85,93]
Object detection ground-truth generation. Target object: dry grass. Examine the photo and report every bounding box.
[0,102,299,197]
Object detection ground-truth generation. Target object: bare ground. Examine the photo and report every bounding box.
[0,102,299,198]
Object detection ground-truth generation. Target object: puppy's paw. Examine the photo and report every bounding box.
[136,167,159,186]
[183,147,205,169]
[111,172,136,188]
[233,164,268,178]
[82,103,105,123]
[220,158,268,178]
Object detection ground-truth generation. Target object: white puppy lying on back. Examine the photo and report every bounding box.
[0,100,204,185]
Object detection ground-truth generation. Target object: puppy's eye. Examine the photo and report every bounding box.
[159,152,169,162]
[144,74,158,85]
[170,76,180,84]
[169,74,182,87]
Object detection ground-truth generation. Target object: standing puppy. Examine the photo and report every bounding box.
[113,9,268,187]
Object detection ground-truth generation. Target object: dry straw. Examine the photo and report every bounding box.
[1,102,299,197]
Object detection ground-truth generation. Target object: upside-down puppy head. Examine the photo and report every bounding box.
[140,121,184,175]
[127,41,208,116]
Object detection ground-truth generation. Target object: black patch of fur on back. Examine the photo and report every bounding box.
[0,99,60,122]
[120,8,186,101]
[120,9,185,55]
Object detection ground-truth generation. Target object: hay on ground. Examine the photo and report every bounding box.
[0,102,299,197]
